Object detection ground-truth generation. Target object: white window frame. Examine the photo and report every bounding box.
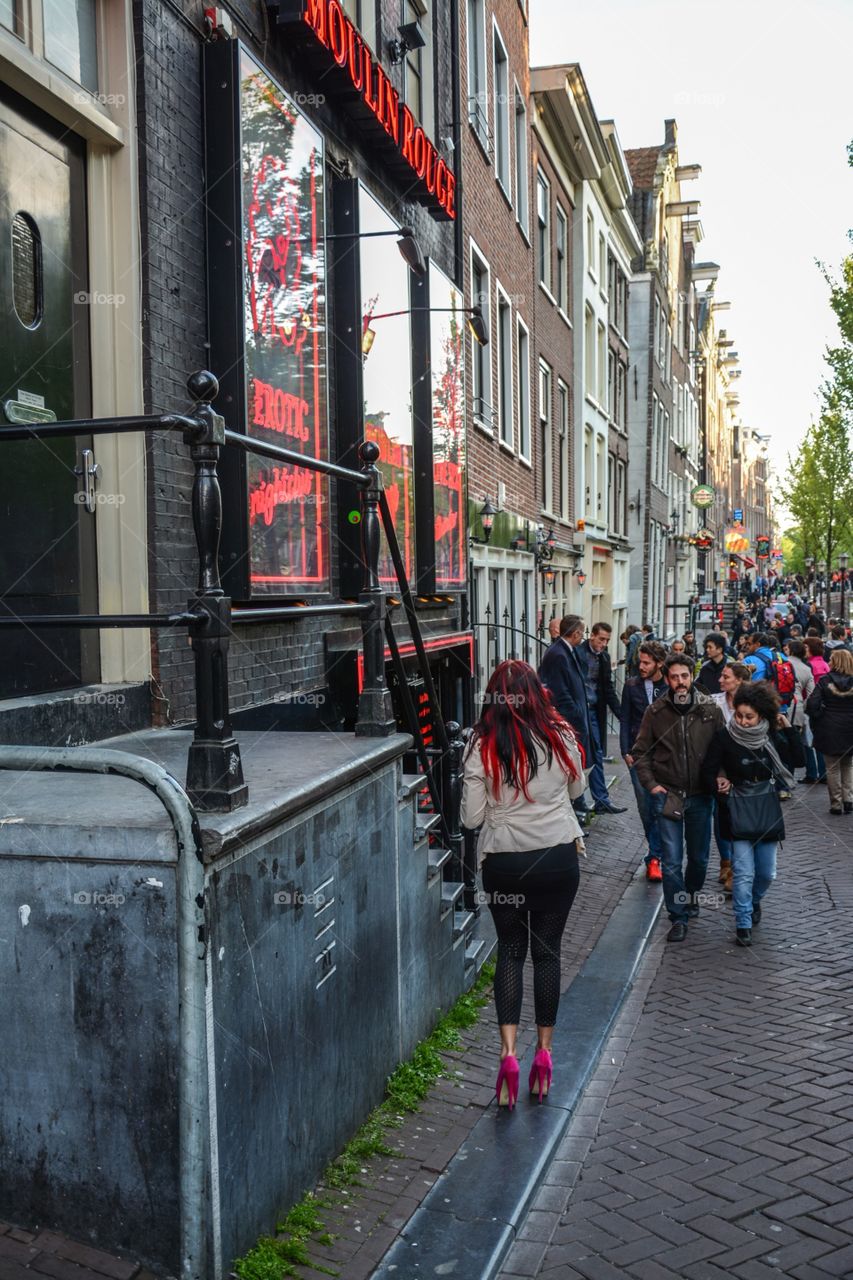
[586,210,595,279]
[557,378,569,522]
[539,359,553,513]
[513,82,528,234]
[492,20,510,195]
[536,167,551,293]
[466,0,488,151]
[516,315,531,462]
[469,240,493,431]
[496,281,514,449]
[555,203,568,315]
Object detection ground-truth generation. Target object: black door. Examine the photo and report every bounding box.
[0,89,98,697]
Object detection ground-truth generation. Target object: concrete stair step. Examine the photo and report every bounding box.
[452,909,475,944]
[464,936,485,969]
[440,880,464,919]
[399,772,429,801]
[415,811,442,843]
[427,846,452,880]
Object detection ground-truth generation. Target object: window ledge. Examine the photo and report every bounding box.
[518,453,532,470]
[558,308,573,330]
[0,38,125,146]
[539,281,557,307]
[473,416,495,438]
[495,175,513,210]
[498,438,516,457]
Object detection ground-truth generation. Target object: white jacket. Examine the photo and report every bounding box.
[461,732,586,863]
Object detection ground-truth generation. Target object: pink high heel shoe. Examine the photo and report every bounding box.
[529,1049,552,1103]
[495,1055,520,1110]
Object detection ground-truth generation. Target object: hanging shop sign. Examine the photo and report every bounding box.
[204,41,330,598]
[724,523,749,554]
[756,535,771,559]
[691,484,715,509]
[691,528,715,550]
[272,0,456,220]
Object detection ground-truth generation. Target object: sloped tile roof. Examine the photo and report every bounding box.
[624,146,660,190]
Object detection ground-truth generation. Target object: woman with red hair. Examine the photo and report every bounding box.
[462,659,586,1110]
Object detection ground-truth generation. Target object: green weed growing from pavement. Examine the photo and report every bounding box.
[233,959,495,1280]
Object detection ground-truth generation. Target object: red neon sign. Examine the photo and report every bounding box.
[279,0,456,221]
[356,631,475,692]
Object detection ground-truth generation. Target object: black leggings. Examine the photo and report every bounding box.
[490,906,572,1026]
[483,841,579,1027]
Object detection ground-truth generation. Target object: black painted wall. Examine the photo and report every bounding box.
[133,0,464,724]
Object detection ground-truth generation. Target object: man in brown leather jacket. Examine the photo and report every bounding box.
[632,653,724,942]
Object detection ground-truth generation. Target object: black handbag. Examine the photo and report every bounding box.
[726,779,784,842]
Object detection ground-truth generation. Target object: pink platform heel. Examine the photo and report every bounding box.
[495,1055,520,1110]
[529,1049,552,1103]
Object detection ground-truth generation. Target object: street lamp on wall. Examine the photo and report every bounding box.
[362,302,489,356]
[574,569,587,587]
[328,225,427,277]
[470,497,497,546]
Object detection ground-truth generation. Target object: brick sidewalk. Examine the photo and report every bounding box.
[0,1224,152,1280]
[498,777,853,1280]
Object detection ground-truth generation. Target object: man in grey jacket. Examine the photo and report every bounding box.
[632,654,724,942]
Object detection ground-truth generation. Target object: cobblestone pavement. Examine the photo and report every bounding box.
[497,775,853,1280]
[303,751,646,1280]
[0,1223,153,1280]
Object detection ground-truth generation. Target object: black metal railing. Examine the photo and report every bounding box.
[0,371,457,841]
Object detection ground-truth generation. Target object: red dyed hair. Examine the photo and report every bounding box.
[471,659,581,800]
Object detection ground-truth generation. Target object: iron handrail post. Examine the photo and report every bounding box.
[182,372,248,811]
[354,441,396,735]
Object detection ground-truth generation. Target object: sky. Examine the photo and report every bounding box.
[530,0,853,488]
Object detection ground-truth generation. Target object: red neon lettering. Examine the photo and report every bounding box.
[412,128,426,178]
[383,84,399,143]
[435,158,447,207]
[443,172,456,219]
[303,0,328,46]
[374,61,385,125]
[249,466,314,526]
[400,105,415,165]
[347,24,364,91]
[362,44,378,113]
[424,145,436,194]
[327,1,347,66]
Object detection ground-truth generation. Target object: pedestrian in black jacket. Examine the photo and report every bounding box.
[695,633,729,694]
[620,641,667,878]
[805,649,853,815]
[538,616,590,756]
[702,682,804,945]
[574,622,625,814]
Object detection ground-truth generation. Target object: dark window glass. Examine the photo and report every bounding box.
[12,211,42,329]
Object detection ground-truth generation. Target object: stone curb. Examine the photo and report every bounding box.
[371,868,664,1279]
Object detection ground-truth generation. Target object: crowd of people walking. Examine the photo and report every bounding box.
[460,585,853,1110]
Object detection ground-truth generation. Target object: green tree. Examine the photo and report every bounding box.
[823,140,853,411]
[777,395,853,586]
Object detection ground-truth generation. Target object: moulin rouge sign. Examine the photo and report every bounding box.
[277,0,456,220]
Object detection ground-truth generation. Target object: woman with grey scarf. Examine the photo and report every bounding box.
[701,682,804,946]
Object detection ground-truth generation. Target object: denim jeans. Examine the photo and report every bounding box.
[587,712,610,806]
[654,792,714,923]
[629,766,663,864]
[730,839,777,929]
[805,744,826,782]
[713,800,733,862]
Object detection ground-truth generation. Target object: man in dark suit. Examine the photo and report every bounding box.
[538,614,591,761]
[620,641,667,879]
[576,622,626,814]
[538,614,594,820]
